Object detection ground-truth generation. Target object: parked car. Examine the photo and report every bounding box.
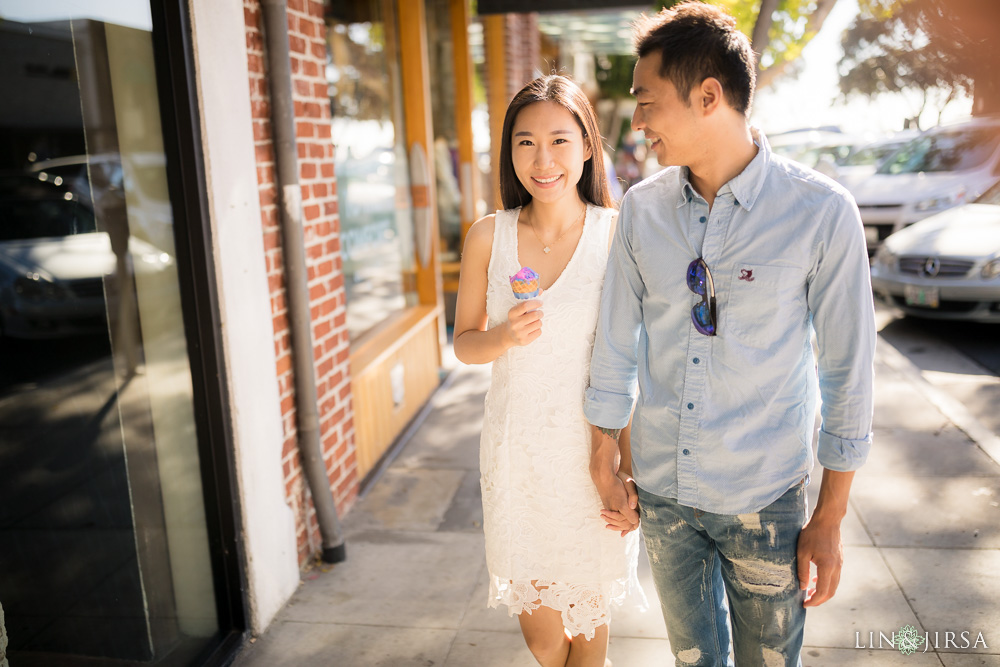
[768,128,868,179]
[0,174,174,339]
[834,130,920,184]
[870,178,1000,322]
[846,116,1000,254]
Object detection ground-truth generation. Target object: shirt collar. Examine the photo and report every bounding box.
[675,127,772,211]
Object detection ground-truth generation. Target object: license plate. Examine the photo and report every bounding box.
[904,284,939,308]
[864,226,879,244]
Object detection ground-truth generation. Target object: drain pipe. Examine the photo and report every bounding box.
[260,0,346,564]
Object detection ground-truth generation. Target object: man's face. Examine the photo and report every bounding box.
[631,52,699,168]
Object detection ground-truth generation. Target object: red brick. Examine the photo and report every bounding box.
[255,143,273,163]
[247,53,263,74]
[302,60,319,77]
[276,353,292,376]
[301,163,317,179]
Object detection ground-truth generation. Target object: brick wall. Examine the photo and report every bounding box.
[505,13,540,99]
[244,0,358,567]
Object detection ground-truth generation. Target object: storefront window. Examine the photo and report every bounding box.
[325,0,418,341]
[0,2,220,662]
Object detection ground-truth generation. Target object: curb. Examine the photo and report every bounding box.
[877,335,1000,467]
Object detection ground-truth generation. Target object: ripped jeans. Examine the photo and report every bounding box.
[637,481,807,667]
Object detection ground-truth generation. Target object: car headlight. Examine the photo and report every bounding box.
[874,246,897,271]
[915,187,966,212]
[13,273,66,301]
[983,258,1000,280]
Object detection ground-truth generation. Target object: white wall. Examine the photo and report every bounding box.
[187,0,300,635]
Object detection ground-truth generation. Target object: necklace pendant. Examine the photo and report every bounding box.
[543,246,551,254]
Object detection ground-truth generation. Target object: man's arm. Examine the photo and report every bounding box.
[802,192,876,606]
[798,468,854,606]
[585,194,646,524]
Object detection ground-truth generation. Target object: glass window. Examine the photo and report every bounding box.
[0,3,221,663]
[325,0,417,341]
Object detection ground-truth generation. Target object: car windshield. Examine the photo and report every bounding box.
[844,143,900,167]
[877,126,1000,174]
[976,180,1000,205]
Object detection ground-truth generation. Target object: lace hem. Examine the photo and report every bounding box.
[486,574,646,641]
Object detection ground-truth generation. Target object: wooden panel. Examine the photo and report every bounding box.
[397,0,443,308]
[350,305,443,478]
[449,0,480,245]
[483,14,506,212]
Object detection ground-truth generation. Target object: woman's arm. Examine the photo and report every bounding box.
[453,215,544,365]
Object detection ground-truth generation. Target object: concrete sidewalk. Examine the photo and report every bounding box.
[233,338,1000,667]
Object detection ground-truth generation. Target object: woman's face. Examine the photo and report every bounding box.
[510,100,592,205]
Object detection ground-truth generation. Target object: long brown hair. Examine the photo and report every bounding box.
[498,75,613,210]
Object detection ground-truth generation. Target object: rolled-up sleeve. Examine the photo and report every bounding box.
[808,193,876,471]
[585,193,645,429]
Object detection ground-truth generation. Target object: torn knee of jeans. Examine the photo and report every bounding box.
[762,645,785,667]
[676,647,702,665]
[730,556,795,597]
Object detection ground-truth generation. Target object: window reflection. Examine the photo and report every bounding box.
[326,0,417,340]
[0,7,219,664]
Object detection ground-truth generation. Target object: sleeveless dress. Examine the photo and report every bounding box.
[480,204,644,640]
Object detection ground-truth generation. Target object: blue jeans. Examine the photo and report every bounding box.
[637,482,807,667]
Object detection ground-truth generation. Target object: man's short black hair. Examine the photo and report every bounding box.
[634,1,757,116]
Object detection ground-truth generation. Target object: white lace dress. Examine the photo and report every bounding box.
[480,204,643,640]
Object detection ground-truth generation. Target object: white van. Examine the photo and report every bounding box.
[844,116,1000,254]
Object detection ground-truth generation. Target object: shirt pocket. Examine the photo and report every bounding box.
[723,263,805,349]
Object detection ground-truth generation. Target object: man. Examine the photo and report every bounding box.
[584,2,876,666]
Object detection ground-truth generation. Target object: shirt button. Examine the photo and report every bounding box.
[682,449,690,455]
[693,357,700,364]
[699,216,707,223]
[687,403,694,410]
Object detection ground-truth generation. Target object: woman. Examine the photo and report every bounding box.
[454,75,643,667]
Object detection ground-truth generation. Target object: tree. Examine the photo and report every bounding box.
[839,0,1000,126]
[721,0,841,89]
[594,0,842,147]
[654,0,842,89]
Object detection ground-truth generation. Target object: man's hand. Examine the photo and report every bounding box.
[594,468,639,531]
[797,516,844,607]
[600,470,639,536]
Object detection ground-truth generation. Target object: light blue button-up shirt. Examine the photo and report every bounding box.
[584,130,876,515]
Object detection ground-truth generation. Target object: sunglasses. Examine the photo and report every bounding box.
[686,258,717,336]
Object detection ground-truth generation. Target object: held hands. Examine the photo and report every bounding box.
[503,297,543,348]
[597,469,640,537]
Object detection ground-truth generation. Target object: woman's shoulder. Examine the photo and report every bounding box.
[464,213,497,253]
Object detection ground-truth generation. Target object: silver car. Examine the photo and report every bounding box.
[870,179,1000,322]
[847,116,1000,254]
